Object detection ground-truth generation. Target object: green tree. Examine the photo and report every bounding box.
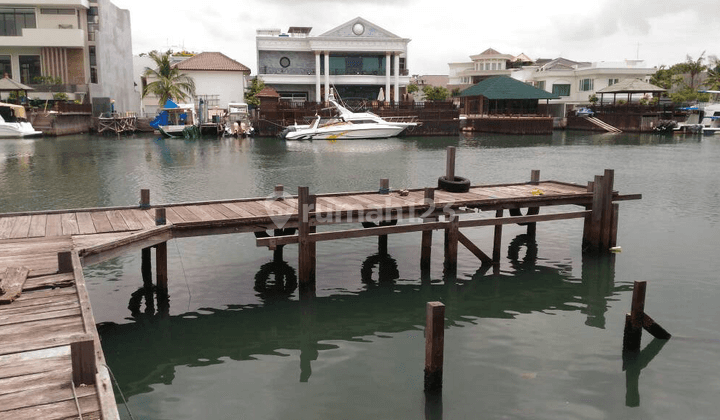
[674,52,707,91]
[422,85,449,101]
[406,84,418,94]
[142,50,196,105]
[650,65,682,90]
[705,55,720,91]
[245,78,265,107]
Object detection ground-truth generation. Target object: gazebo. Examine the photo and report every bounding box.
[459,76,559,115]
[595,79,666,105]
[0,75,33,103]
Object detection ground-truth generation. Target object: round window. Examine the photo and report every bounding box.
[279,57,291,68]
[352,23,365,36]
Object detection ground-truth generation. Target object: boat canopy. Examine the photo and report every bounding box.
[0,102,27,119]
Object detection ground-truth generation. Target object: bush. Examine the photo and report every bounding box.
[53,92,69,101]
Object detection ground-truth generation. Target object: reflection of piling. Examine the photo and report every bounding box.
[526,170,540,237]
[424,301,445,392]
[622,281,671,352]
[298,187,316,289]
[492,209,503,263]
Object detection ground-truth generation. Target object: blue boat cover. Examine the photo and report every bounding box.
[149,100,179,128]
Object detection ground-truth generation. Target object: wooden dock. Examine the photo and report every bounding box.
[0,148,640,419]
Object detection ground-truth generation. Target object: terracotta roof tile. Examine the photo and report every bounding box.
[175,52,250,73]
[257,87,280,98]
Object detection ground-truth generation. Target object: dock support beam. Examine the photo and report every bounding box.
[444,214,459,277]
[492,209,503,263]
[421,188,435,276]
[527,170,540,237]
[583,169,617,253]
[155,208,168,290]
[424,301,445,393]
[298,187,316,290]
[623,281,671,352]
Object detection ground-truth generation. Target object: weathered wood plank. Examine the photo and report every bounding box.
[0,392,100,420]
[59,213,79,236]
[0,377,96,412]
[0,253,59,278]
[74,212,96,235]
[0,235,72,256]
[0,354,69,381]
[0,307,81,327]
[0,301,79,323]
[117,209,144,230]
[105,210,129,232]
[27,215,47,238]
[195,204,228,220]
[221,202,256,218]
[44,214,63,237]
[8,216,32,239]
[209,203,241,218]
[0,368,72,397]
[0,267,30,304]
[133,209,157,229]
[169,205,202,222]
[0,217,14,239]
[89,212,113,233]
[184,205,217,221]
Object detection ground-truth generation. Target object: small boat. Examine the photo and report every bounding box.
[223,102,253,137]
[280,91,417,140]
[149,100,198,138]
[699,103,720,135]
[0,102,42,138]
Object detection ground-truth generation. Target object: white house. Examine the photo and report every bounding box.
[256,17,411,103]
[448,48,530,92]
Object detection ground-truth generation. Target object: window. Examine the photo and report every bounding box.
[608,78,619,86]
[579,78,594,91]
[90,67,98,84]
[552,84,571,97]
[89,46,96,67]
[19,55,40,84]
[0,55,11,78]
[0,8,36,36]
[40,9,76,15]
[536,81,546,91]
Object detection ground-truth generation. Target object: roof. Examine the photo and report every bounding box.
[0,76,33,91]
[256,87,280,98]
[596,78,666,94]
[174,52,250,73]
[460,76,559,100]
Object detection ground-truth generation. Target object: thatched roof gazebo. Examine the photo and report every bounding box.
[595,78,666,105]
[0,75,33,103]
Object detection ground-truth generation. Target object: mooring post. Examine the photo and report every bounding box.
[586,175,605,253]
[140,188,150,209]
[57,251,73,273]
[298,187,316,289]
[421,188,435,273]
[155,208,168,290]
[527,170,541,237]
[71,339,96,386]
[600,169,615,250]
[445,146,456,180]
[492,209,503,263]
[623,281,671,352]
[424,301,445,393]
[274,184,284,199]
[379,178,390,194]
[582,180,595,250]
[444,213,459,275]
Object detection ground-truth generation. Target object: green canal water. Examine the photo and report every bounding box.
[1,132,719,419]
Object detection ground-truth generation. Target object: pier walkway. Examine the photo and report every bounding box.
[0,156,640,419]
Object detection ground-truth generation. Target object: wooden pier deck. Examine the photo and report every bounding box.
[0,159,640,419]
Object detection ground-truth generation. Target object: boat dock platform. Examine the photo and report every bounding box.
[0,148,640,419]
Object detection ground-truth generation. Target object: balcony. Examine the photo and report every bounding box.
[0,28,85,47]
[8,0,89,7]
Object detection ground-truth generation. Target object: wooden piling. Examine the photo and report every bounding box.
[421,188,435,273]
[582,180,594,250]
[57,251,73,273]
[424,301,445,392]
[155,208,168,290]
[527,170,540,237]
[298,187,316,287]
[141,247,152,286]
[71,339,96,386]
[492,209,503,263]
[623,281,671,352]
[445,146,456,180]
[600,169,615,250]
[444,214,459,274]
[140,189,150,208]
[274,184,284,199]
[379,178,390,194]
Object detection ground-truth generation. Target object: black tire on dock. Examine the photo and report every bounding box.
[437,176,470,193]
[508,207,540,226]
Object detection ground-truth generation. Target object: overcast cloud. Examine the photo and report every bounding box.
[113,0,720,74]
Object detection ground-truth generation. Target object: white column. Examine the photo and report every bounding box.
[385,52,391,103]
[315,52,321,103]
[324,51,330,102]
[394,53,400,103]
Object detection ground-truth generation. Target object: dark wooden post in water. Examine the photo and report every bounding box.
[298,187,316,288]
[424,301,445,392]
[140,188,150,209]
[421,188,435,274]
[71,339,96,386]
[492,209,503,263]
[623,281,671,352]
[445,146,456,180]
[444,214,459,276]
[155,208,168,290]
[527,170,540,237]
[140,188,153,284]
[583,170,618,253]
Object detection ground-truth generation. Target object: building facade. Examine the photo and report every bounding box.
[448,48,529,92]
[0,0,137,113]
[256,17,411,103]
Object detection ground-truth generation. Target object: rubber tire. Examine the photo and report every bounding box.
[437,176,470,193]
[509,207,540,226]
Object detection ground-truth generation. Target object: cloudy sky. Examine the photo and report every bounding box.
[113,0,720,74]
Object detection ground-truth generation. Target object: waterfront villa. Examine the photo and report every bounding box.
[138,52,251,117]
[0,0,137,114]
[448,48,532,92]
[256,17,411,103]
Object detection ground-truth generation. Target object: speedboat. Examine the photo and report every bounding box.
[0,102,42,138]
[149,100,198,138]
[280,92,418,140]
[223,102,253,137]
[699,103,720,135]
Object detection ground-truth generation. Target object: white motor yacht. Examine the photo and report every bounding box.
[0,102,42,138]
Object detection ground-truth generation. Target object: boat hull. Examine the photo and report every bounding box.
[284,125,406,140]
[0,122,42,138]
[159,124,195,138]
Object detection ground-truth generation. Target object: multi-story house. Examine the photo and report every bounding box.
[448,48,530,92]
[0,0,137,113]
[256,17,411,103]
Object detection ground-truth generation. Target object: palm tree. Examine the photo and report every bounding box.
[142,50,196,105]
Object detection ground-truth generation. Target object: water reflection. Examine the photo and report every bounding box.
[622,338,669,407]
[99,233,624,399]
